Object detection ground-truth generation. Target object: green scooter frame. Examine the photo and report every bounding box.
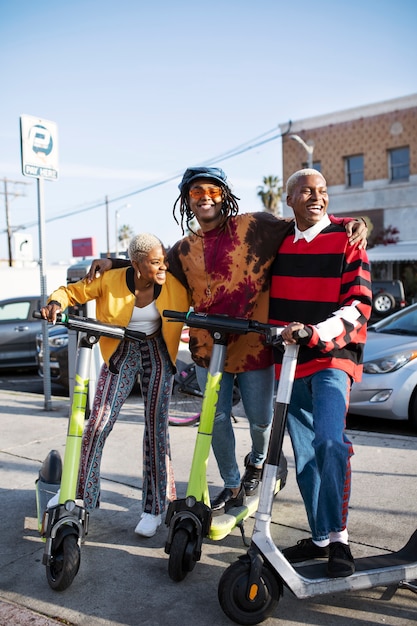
[163,310,286,582]
[34,312,145,591]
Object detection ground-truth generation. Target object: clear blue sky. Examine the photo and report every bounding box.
[1,0,416,266]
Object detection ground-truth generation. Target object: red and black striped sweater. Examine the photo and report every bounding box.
[269,219,372,382]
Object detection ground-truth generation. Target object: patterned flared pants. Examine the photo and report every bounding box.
[77,335,176,514]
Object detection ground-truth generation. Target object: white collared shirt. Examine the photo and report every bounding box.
[293,214,331,243]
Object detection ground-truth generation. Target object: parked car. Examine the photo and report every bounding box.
[349,302,417,429]
[0,295,42,370]
[36,322,192,390]
[36,324,69,389]
[371,279,406,317]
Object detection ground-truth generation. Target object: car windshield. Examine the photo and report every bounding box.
[369,305,417,336]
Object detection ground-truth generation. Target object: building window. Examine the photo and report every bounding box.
[389,147,410,182]
[345,155,364,187]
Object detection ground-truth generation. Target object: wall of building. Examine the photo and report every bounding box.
[280,94,417,243]
[282,104,417,185]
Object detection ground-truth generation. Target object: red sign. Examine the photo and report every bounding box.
[72,237,97,258]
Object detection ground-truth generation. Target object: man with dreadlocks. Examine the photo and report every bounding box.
[86,166,367,515]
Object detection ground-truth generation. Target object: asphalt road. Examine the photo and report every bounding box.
[0,369,415,438]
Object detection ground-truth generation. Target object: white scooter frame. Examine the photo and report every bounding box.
[218,338,417,625]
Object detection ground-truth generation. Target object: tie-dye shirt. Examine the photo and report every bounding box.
[167,212,294,372]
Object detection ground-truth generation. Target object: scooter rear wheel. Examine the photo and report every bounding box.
[218,559,281,625]
[168,528,197,582]
[46,534,80,591]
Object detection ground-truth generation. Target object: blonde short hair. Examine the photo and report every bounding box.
[286,168,326,195]
[128,233,163,263]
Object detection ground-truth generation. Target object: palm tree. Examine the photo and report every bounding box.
[257,175,283,217]
[118,224,134,252]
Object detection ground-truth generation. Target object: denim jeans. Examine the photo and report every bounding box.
[195,365,274,489]
[286,368,353,542]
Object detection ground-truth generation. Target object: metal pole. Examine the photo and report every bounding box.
[115,210,119,257]
[289,134,314,169]
[105,195,110,257]
[4,178,13,267]
[37,177,52,410]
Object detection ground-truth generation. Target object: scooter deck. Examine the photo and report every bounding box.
[209,476,285,541]
[295,529,417,579]
[209,494,259,541]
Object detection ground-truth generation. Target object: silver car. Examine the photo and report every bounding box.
[349,303,417,429]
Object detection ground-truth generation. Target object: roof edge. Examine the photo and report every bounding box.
[279,94,417,133]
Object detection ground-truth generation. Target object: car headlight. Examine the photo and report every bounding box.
[49,335,69,348]
[363,350,417,374]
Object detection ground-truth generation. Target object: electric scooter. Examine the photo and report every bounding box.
[34,311,146,591]
[217,332,417,625]
[162,310,287,582]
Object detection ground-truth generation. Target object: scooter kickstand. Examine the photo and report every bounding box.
[237,520,250,547]
[399,580,417,594]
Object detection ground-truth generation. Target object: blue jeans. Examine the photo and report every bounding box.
[195,365,274,489]
[286,368,354,542]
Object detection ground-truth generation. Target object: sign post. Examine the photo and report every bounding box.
[20,114,59,410]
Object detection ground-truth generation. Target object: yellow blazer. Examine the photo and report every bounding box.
[48,268,190,366]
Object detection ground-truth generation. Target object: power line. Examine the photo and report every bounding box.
[2,122,292,231]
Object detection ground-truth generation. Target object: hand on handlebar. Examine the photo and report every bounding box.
[39,302,62,325]
[281,322,312,345]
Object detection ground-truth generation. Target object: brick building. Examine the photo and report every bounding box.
[279,94,417,297]
[279,93,417,244]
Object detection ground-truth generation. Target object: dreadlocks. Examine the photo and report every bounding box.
[172,184,240,236]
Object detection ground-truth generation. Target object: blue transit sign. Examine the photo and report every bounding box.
[20,114,59,180]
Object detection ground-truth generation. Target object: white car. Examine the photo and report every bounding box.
[349,303,417,430]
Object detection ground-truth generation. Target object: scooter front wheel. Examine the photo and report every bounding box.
[218,559,281,625]
[168,528,197,582]
[46,534,80,591]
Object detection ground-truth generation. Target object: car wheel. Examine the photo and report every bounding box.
[372,292,396,315]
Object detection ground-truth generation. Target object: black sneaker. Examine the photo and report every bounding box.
[282,538,330,563]
[211,485,246,516]
[327,542,355,577]
[242,463,262,497]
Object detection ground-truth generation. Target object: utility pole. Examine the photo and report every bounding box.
[0,178,30,266]
[105,195,110,257]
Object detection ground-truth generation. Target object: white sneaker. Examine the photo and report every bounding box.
[47,490,84,509]
[134,513,161,537]
[47,490,60,508]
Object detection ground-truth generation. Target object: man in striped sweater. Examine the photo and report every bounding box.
[269,168,372,577]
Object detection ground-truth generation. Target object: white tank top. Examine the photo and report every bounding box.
[127,301,161,336]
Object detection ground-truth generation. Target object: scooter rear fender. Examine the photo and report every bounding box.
[165,498,212,557]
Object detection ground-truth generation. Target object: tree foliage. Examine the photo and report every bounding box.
[118,224,134,251]
[257,175,283,216]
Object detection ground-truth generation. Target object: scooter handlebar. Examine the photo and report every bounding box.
[163,310,312,346]
[33,311,146,341]
[163,309,283,343]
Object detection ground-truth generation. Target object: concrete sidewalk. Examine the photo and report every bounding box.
[0,388,416,626]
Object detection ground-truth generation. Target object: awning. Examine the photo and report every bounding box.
[367,241,417,263]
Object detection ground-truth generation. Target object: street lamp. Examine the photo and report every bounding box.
[115,203,131,256]
[289,134,314,168]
